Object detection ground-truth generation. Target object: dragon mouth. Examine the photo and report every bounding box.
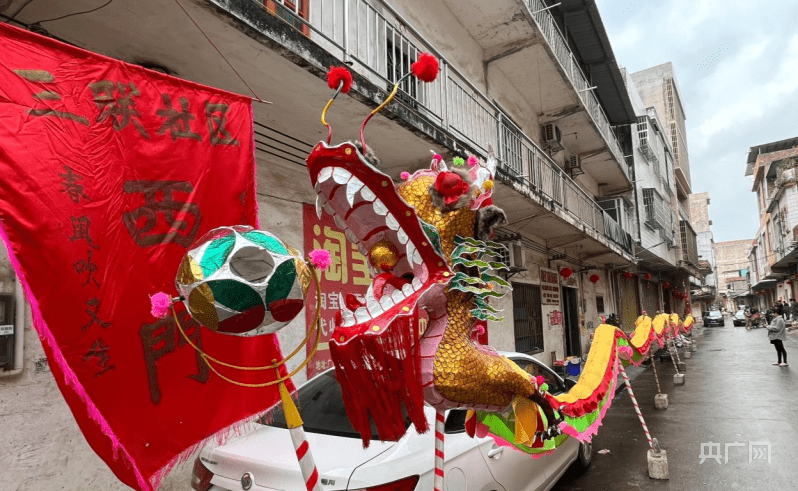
[307,142,450,331]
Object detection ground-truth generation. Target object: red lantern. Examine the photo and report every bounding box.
[663,281,670,289]
[589,274,600,284]
[644,273,652,280]
[779,283,784,288]
[560,267,573,279]
[623,271,633,279]
[788,281,792,285]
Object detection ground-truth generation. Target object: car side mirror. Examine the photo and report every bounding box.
[563,378,577,390]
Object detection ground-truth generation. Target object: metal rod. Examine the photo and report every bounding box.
[532,2,562,14]
[650,354,662,395]
[619,364,655,451]
[434,408,445,491]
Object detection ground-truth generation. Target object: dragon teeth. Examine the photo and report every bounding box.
[391,290,405,304]
[317,167,333,183]
[412,277,423,290]
[332,167,351,184]
[354,307,370,324]
[385,213,399,231]
[334,215,347,230]
[365,288,384,317]
[397,228,409,244]
[372,199,388,216]
[379,295,394,311]
[360,186,376,202]
[406,242,416,262]
[315,195,324,219]
[412,248,423,265]
[346,177,364,207]
[401,284,414,297]
[345,229,359,244]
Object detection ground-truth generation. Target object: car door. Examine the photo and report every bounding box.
[510,357,579,486]
[466,357,551,491]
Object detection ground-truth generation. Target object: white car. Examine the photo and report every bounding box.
[190,352,592,491]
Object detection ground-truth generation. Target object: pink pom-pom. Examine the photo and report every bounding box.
[535,376,545,387]
[401,171,410,180]
[467,155,479,167]
[411,52,439,82]
[432,153,442,162]
[309,249,332,270]
[619,346,633,359]
[150,292,172,319]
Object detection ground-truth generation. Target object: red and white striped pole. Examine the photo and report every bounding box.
[434,408,445,491]
[279,380,322,491]
[619,364,654,451]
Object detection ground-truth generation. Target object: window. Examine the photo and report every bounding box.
[510,357,564,395]
[512,283,543,354]
[596,296,605,313]
[264,0,309,36]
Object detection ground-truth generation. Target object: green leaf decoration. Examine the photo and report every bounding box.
[449,283,504,297]
[453,156,465,166]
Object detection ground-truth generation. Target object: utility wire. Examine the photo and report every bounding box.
[31,0,113,24]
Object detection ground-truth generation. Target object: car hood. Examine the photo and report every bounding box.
[202,425,395,490]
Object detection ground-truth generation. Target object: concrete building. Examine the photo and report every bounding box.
[0,0,642,488]
[618,62,700,322]
[745,136,798,308]
[689,192,717,313]
[714,239,752,312]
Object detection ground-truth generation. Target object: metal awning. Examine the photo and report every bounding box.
[553,0,636,125]
[769,243,798,272]
[751,279,777,290]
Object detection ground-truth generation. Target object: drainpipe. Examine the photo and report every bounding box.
[0,279,25,378]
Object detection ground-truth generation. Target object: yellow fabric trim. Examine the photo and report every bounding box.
[630,315,652,348]
[652,313,668,335]
[554,324,618,404]
[512,395,538,446]
[684,315,694,328]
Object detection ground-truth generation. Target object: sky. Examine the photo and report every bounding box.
[594,0,798,242]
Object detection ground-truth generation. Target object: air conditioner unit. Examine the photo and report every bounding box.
[566,155,584,177]
[541,123,564,153]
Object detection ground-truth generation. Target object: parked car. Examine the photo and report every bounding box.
[191,352,593,491]
[732,310,746,326]
[704,310,724,327]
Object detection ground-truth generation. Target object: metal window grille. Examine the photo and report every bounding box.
[512,283,543,354]
[680,219,699,267]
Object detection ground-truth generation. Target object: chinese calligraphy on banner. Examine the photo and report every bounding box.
[303,204,371,378]
[540,267,561,306]
[0,23,286,491]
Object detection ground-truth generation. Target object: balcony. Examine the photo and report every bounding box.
[680,219,699,268]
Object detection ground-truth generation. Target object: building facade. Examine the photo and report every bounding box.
[714,240,752,312]
[745,137,798,308]
[689,192,717,313]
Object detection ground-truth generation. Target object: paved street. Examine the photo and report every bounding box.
[553,317,798,490]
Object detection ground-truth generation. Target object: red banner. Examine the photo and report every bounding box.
[0,23,289,490]
[303,204,371,378]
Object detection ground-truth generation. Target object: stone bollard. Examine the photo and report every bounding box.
[648,448,669,479]
[677,361,687,371]
[654,393,668,409]
[673,373,685,385]
[685,350,692,359]
[690,344,698,352]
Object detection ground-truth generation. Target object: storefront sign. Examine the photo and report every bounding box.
[0,324,13,335]
[303,204,371,378]
[540,267,561,305]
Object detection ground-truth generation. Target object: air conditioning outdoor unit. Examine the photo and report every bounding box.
[566,155,584,177]
[541,123,564,153]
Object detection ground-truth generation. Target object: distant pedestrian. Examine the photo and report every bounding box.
[768,315,789,367]
[745,307,752,329]
[790,298,798,321]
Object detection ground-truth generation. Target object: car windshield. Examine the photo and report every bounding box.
[709,311,722,318]
[266,370,408,440]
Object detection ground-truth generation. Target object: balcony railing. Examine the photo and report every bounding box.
[245,0,632,255]
[524,0,628,179]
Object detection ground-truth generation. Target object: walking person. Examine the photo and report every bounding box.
[768,315,789,367]
[745,306,752,329]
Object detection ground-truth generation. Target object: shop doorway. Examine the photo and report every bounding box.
[562,287,581,358]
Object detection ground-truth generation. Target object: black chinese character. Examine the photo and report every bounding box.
[122,180,201,248]
[60,166,90,204]
[156,94,201,141]
[83,338,115,376]
[204,102,238,146]
[139,314,209,404]
[89,80,149,138]
[74,249,101,288]
[14,69,89,126]
[82,298,111,331]
[69,215,99,249]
